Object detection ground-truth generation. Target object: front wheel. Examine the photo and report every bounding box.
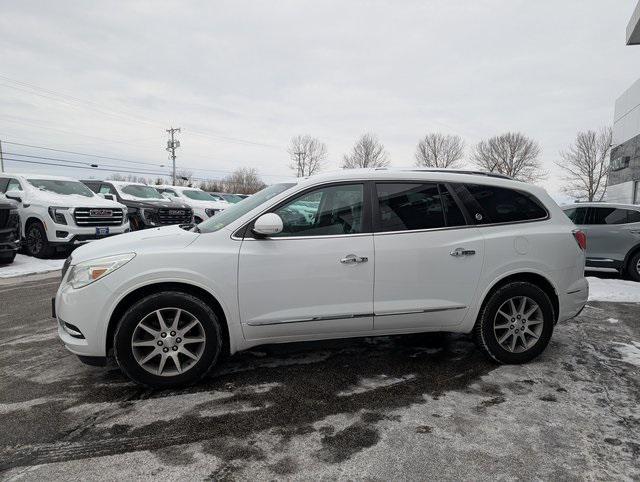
[114,291,222,388]
[0,252,17,265]
[626,251,640,282]
[24,221,54,258]
[473,281,554,364]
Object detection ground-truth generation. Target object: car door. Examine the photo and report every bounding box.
[372,182,484,330]
[584,207,632,264]
[238,182,374,340]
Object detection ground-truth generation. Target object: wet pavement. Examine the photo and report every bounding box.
[0,273,638,480]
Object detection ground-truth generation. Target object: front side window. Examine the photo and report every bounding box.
[7,179,22,192]
[158,188,178,197]
[376,183,459,232]
[588,207,629,225]
[27,179,94,197]
[99,184,116,195]
[463,184,547,224]
[627,209,640,223]
[272,184,364,237]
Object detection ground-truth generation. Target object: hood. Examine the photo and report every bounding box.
[0,196,17,210]
[121,198,192,210]
[69,225,199,264]
[27,188,125,209]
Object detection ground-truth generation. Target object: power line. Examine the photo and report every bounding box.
[3,152,168,174]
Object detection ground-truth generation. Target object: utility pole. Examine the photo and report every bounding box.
[0,139,4,173]
[166,127,181,185]
[294,150,304,177]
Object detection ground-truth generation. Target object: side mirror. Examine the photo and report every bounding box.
[5,190,22,203]
[98,193,115,201]
[252,213,283,237]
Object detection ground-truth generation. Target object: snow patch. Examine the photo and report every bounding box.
[613,341,640,367]
[587,277,640,302]
[0,254,64,278]
[606,318,619,324]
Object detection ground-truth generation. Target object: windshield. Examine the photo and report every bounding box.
[121,184,163,199]
[199,183,296,233]
[27,179,94,197]
[183,189,216,201]
[222,193,244,203]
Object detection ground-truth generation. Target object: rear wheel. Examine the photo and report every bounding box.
[0,252,16,265]
[473,281,554,364]
[114,291,222,388]
[24,221,54,258]
[626,251,640,282]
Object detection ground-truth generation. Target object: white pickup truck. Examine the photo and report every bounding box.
[0,173,130,258]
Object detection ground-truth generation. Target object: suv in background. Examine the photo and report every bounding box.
[0,195,20,264]
[155,185,229,223]
[81,180,193,230]
[208,192,245,204]
[55,169,588,388]
[562,202,640,280]
[0,174,130,258]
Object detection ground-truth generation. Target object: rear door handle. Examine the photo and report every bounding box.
[340,254,368,264]
[450,247,476,257]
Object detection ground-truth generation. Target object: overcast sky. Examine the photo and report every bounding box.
[0,0,638,198]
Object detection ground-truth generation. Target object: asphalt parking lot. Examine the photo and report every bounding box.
[0,273,638,480]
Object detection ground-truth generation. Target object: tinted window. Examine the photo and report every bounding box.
[122,185,163,199]
[183,189,214,201]
[589,207,635,225]
[464,184,547,224]
[376,183,449,231]
[627,209,640,223]
[563,207,587,224]
[272,184,363,237]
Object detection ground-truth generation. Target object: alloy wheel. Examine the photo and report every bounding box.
[131,308,206,376]
[27,226,43,255]
[493,296,544,353]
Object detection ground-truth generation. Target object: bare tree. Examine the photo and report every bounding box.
[472,132,546,182]
[223,167,266,194]
[288,135,327,177]
[415,133,465,168]
[174,169,194,187]
[108,173,151,184]
[342,133,390,169]
[556,127,612,201]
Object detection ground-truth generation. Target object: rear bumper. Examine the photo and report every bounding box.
[558,277,589,323]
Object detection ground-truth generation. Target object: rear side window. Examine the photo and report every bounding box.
[628,210,640,223]
[462,184,548,224]
[563,207,587,224]
[375,183,464,232]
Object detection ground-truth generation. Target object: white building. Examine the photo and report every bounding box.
[606,1,640,203]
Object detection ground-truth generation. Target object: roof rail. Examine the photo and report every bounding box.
[405,168,513,180]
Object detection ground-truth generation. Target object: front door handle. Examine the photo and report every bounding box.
[340,254,368,264]
[450,247,476,257]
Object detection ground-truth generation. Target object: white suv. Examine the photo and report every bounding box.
[155,185,229,223]
[0,173,130,258]
[54,169,588,388]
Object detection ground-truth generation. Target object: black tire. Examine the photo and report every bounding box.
[473,281,554,364]
[114,291,222,389]
[0,252,17,265]
[24,221,54,258]
[626,251,640,282]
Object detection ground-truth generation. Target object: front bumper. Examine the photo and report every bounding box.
[47,224,131,246]
[0,228,20,255]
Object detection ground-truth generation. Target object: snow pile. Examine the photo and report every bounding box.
[0,255,64,279]
[613,341,640,367]
[587,276,640,302]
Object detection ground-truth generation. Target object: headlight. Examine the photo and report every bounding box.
[66,253,135,289]
[48,207,69,225]
[140,208,159,226]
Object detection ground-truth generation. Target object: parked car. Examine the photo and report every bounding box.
[155,185,229,223]
[208,192,245,204]
[81,180,193,230]
[562,202,640,281]
[54,169,588,388]
[0,174,130,258]
[0,195,20,264]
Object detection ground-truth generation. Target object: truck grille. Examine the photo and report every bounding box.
[0,211,18,230]
[73,207,124,226]
[158,208,193,225]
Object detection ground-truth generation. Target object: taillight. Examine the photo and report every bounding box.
[573,230,587,251]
